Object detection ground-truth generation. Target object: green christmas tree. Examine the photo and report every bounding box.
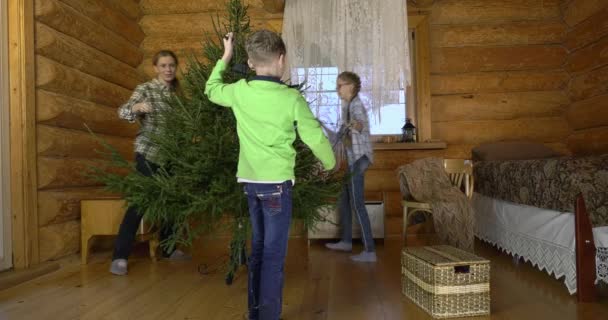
[92,0,343,282]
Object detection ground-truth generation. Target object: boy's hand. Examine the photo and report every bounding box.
[222,32,235,64]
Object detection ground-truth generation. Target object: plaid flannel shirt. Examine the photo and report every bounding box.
[341,96,374,165]
[118,78,172,164]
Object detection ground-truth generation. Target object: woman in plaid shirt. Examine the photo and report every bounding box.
[325,71,377,262]
[110,50,190,276]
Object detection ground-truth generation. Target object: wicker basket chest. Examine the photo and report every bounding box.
[402,245,490,318]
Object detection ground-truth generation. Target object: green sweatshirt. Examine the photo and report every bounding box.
[204,60,336,182]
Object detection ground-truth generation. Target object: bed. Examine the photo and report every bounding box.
[472,154,608,301]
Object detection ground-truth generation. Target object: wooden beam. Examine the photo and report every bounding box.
[566,94,608,131]
[567,35,608,74]
[567,126,608,156]
[431,70,569,95]
[563,6,608,51]
[431,22,565,48]
[410,15,431,142]
[365,170,401,192]
[36,55,132,108]
[35,0,142,67]
[38,187,116,227]
[141,35,212,57]
[140,0,272,15]
[262,0,284,14]
[370,145,473,170]
[8,0,39,268]
[36,23,143,90]
[372,142,447,151]
[38,220,80,262]
[0,0,10,272]
[432,46,567,73]
[431,91,568,122]
[561,0,608,27]
[59,0,144,46]
[430,0,561,25]
[140,0,226,14]
[37,157,129,190]
[370,142,570,170]
[105,0,140,20]
[36,90,138,138]
[432,117,571,145]
[37,125,133,160]
[139,11,282,36]
[569,64,608,102]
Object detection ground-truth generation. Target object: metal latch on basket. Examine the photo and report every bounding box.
[454,265,470,274]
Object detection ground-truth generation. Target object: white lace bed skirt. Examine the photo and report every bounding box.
[473,193,608,295]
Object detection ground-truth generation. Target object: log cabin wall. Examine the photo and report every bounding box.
[380,0,573,236]
[136,0,574,238]
[35,0,144,261]
[138,0,283,79]
[562,0,608,156]
[22,0,607,263]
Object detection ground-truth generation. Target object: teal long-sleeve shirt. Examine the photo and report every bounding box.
[204,60,336,182]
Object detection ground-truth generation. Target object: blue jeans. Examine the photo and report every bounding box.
[244,181,293,320]
[339,156,375,252]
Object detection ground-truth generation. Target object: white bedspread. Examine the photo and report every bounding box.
[473,193,608,294]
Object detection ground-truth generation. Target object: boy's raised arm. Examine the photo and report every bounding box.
[294,96,336,170]
[204,32,237,107]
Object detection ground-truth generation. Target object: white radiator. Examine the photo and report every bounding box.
[308,202,385,239]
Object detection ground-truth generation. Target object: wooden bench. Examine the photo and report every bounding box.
[80,198,159,264]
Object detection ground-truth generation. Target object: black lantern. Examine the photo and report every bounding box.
[401,118,416,143]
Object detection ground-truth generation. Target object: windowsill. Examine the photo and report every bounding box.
[372,141,447,150]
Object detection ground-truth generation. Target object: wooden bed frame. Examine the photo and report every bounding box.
[575,194,597,302]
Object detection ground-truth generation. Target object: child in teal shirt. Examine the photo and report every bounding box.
[205,30,335,320]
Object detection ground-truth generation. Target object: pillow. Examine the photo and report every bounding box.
[472,141,562,161]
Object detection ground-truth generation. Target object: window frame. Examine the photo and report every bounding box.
[408,14,432,142]
[0,0,12,271]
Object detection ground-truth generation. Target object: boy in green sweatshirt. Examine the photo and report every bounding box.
[205,30,335,320]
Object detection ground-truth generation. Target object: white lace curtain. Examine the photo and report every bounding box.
[281,0,411,116]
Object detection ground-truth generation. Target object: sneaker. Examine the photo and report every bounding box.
[242,312,283,320]
[168,249,192,261]
[325,241,352,252]
[109,259,128,275]
[350,251,377,262]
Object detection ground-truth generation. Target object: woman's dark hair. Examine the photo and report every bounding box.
[152,50,179,90]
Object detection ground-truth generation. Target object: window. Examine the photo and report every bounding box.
[294,67,408,136]
[294,67,342,133]
[292,30,416,137]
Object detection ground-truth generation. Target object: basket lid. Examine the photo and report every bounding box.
[403,245,489,266]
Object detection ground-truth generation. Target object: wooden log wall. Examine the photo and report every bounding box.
[562,0,608,155]
[380,0,572,236]
[138,0,283,78]
[140,0,574,239]
[35,0,143,261]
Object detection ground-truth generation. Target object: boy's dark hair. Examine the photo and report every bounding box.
[245,30,286,66]
[338,71,362,96]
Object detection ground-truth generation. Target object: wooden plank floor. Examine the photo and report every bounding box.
[0,239,607,320]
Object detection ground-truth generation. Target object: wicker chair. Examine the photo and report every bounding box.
[401,159,474,246]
